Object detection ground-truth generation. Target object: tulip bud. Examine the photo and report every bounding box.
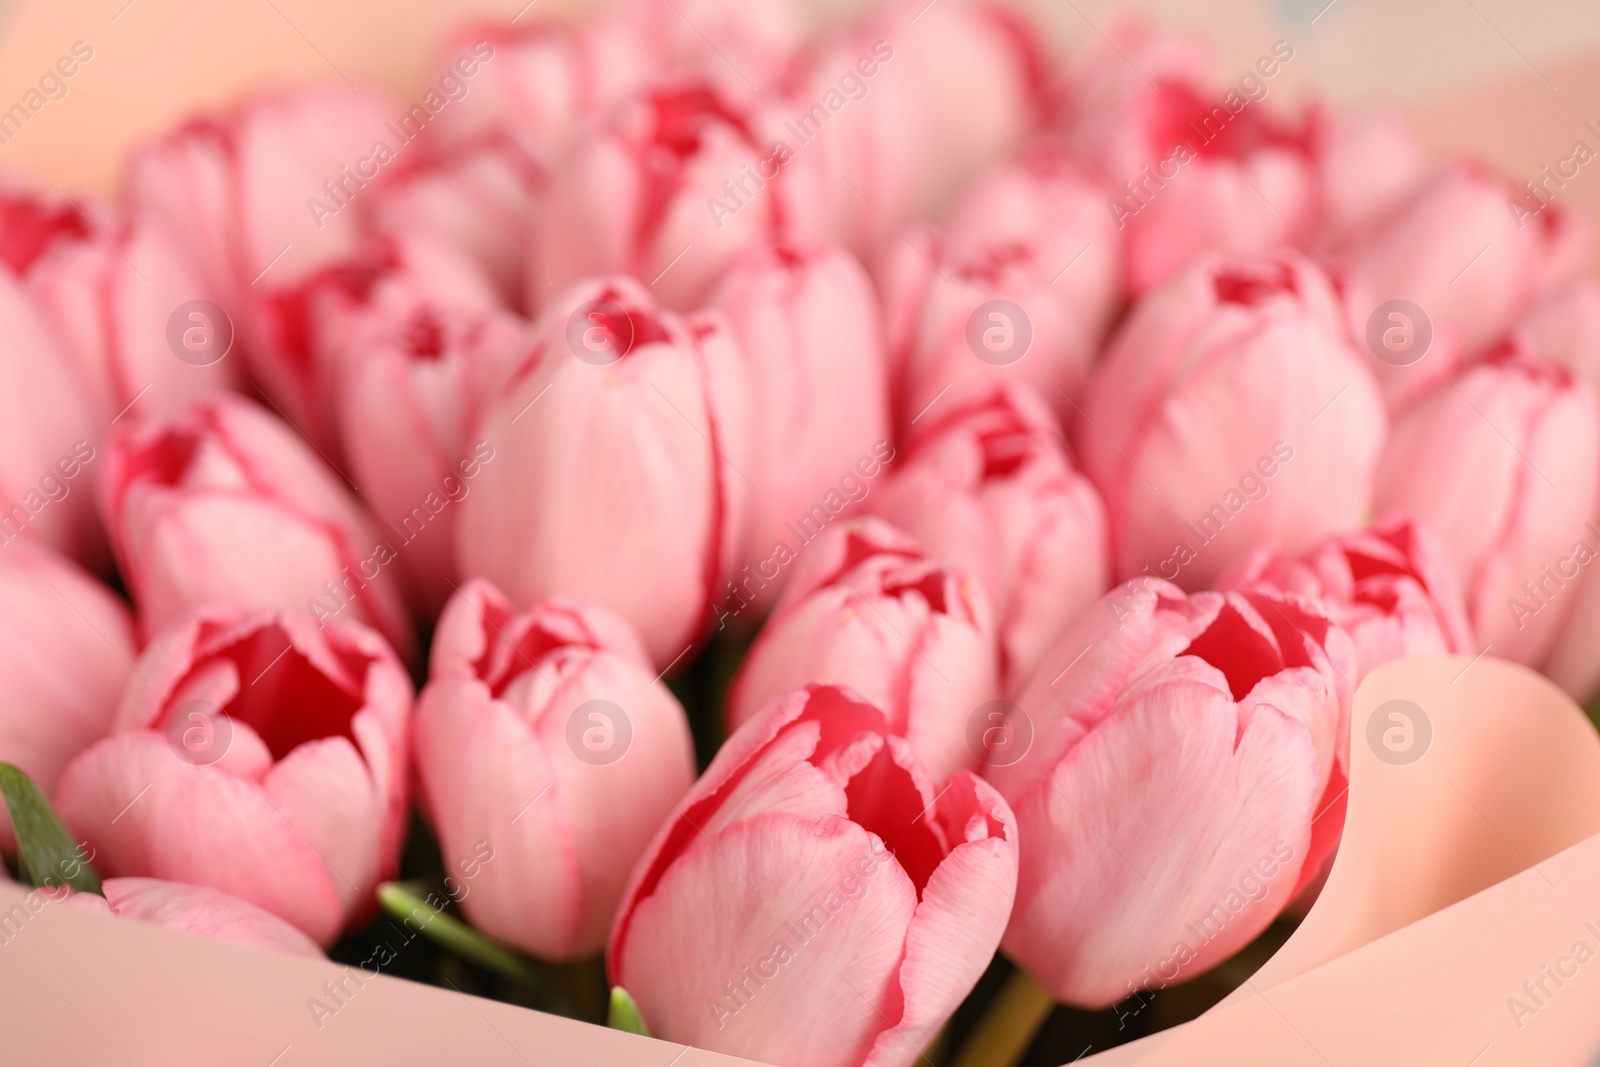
[609,684,1017,1067]
[457,276,750,668]
[893,150,1122,429]
[873,385,1109,695]
[414,579,696,959]
[6,185,238,423]
[1310,104,1426,245]
[707,240,890,595]
[0,545,135,853]
[726,517,996,781]
[55,607,413,945]
[805,1,1048,257]
[531,80,832,313]
[62,877,323,958]
[329,278,529,613]
[1516,278,1600,392]
[1062,18,1316,292]
[100,394,413,660]
[1341,165,1591,371]
[1220,515,1472,678]
[1077,252,1387,590]
[1374,347,1600,666]
[991,580,1353,1007]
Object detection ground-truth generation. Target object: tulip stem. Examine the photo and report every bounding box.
[949,969,1055,1067]
[376,881,536,984]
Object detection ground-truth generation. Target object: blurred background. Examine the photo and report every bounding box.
[3,0,1600,255]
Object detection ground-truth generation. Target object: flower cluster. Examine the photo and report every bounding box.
[2,2,1597,1065]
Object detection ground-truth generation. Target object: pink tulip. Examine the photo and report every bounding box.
[609,684,1017,1067]
[726,518,996,782]
[592,0,809,100]
[3,185,238,423]
[329,270,529,613]
[1516,278,1600,392]
[872,385,1108,696]
[1062,18,1316,293]
[251,233,503,455]
[61,877,323,958]
[887,150,1121,430]
[122,88,393,310]
[0,544,135,852]
[1310,105,1427,245]
[990,579,1353,1007]
[1076,252,1387,590]
[707,240,890,593]
[54,606,412,945]
[1341,165,1590,375]
[1220,515,1472,678]
[457,276,750,668]
[805,1,1048,257]
[0,204,106,568]
[530,80,833,313]
[1374,347,1600,666]
[413,579,696,959]
[100,394,413,660]
[365,138,545,310]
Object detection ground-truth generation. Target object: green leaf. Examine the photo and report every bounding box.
[0,762,101,894]
[608,986,649,1036]
[375,881,536,983]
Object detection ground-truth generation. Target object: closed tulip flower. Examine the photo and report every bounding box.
[1374,347,1600,666]
[530,80,832,313]
[873,385,1109,695]
[1062,18,1316,293]
[0,545,135,853]
[1310,105,1426,245]
[0,210,105,568]
[100,394,413,660]
[708,240,889,591]
[1220,515,1472,678]
[364,139,545,310]
[991,580,1353,1007]
[889,150,1121,429]
[5,185,237,423]
[457,276,750,668]
[726,518,996,782]
[122,88,392,314]
[61,877,323,958]
[1077,252,1387,590]
[330,277,529,613]
[1341,165,1590,370]
[1516,278,1600,392]
[806,1,1049,256]
[55,607,413,945]
[413,579,696,959]
[609,684,1018,1067]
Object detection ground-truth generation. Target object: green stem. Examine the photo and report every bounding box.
[949,969,1055,1067]
[376,881,535,984]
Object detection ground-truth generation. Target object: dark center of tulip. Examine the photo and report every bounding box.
[1213,261,1298,306]
[1179,600,1284,701]
[193,622,366,761]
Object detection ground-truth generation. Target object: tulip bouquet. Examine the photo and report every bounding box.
[3,1,1599,1064]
